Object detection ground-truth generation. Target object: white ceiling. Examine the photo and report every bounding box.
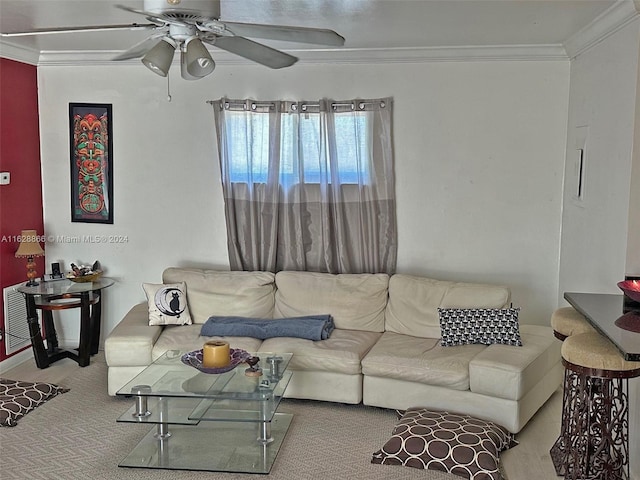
[0,0,632,63]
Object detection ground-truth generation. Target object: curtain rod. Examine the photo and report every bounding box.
[206,99,387,110]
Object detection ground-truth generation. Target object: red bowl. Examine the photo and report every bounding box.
[618,280,640,303]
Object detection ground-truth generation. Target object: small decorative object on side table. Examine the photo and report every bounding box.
[616,277,640,333]
[618,278,640,308]
[245,356,262,376]
[266,355,284,381]
[66,260,103,282]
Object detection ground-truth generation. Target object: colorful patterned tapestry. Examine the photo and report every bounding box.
[69,103,113,223]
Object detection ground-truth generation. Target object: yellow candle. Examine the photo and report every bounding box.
[202,340,230,368]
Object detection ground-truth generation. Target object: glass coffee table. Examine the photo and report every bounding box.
[116,350,293,473]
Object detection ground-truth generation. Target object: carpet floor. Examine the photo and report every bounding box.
[0,355,460,480]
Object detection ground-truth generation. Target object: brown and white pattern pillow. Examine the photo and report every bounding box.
[0,378,69,427]
[372,408,517,480]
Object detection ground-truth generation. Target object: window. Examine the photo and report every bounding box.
[212,97,396,274]
[225,109,372,184]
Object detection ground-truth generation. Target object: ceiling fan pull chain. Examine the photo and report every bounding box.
[167,75,172,102]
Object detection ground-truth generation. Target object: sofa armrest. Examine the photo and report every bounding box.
[104,302,163,367]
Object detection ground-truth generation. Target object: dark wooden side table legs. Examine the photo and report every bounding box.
[76,292,92,367]
[18,277,114,369]
[89,293,102,355]
[24,291,100,368]
[25,294,50,369]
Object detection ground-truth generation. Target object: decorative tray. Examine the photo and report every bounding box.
[181,348,251,374]
[66,270,103,282]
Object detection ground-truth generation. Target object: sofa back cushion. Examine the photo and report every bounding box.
[385,274,510,338]
[162,268,276,324]
[274,271,389,332]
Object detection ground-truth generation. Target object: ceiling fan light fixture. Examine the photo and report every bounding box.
[184,37,215,78]
[180,49,199,80]
[141,37,176,77]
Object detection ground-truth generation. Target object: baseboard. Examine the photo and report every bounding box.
[0,349,33,373]
[0,341,105,375]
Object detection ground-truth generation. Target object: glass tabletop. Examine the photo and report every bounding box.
[564,292,640,361]
[16,277,115,296]
[117,350,293,424]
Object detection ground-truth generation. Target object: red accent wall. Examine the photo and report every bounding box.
[0,58,44,361]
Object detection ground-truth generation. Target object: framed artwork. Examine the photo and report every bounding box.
[69,103,113,224]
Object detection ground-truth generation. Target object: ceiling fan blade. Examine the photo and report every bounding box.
[0,24,157,37]
[221,22,345,46]
[112,34,167,61]
[115,4,184,27]
[204,36,297,69]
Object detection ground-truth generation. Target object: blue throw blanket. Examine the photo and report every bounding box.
[200,314,334,341]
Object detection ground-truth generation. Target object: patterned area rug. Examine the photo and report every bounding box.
[0,355,458,480]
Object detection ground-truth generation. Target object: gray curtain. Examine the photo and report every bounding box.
[211,97,396,274]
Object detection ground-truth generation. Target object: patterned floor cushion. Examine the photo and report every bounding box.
[0,378,69,427]
[372,408,518,480]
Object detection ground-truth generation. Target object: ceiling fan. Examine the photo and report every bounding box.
[0,0,345,80]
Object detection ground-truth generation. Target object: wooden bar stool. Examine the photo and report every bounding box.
[550,307,596,474]
[558,332,640,480]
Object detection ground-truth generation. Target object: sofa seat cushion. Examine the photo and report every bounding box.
[385,275,510,339]
[151,324,263,361]
[162,268,276,324]
[362,332,486,390]
[258,330,382,375]
[274,271,389,332]
[469,324,560,401]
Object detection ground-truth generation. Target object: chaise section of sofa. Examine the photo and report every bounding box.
[361,274,562,432]
[361,325,561,433]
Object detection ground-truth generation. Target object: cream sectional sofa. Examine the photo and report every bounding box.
[104,267,562,433]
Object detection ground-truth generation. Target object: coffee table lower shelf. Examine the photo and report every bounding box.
[119,412,293,474]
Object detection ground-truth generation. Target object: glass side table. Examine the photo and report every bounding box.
[17,277,115,368]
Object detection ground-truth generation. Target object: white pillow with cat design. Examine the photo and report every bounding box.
[143,282,193,326]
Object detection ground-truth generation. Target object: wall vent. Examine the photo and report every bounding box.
[3,284,31,356]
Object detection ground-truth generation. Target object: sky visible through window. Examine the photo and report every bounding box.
[225,110,371,184]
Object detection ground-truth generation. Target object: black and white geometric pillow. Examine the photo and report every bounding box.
[438,307,523,347]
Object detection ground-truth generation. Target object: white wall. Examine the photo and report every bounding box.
[559,19,640,295]
[629,42,640,275]
[559,17,640,480]
[36,58,569,342]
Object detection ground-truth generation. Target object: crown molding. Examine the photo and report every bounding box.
[563,0,640,59]
[295,45,568,63]
[33,44,568,68]
[3,2,638,68]
[0,42,40,65]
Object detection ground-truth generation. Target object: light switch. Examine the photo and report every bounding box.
[0,172,10,185]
